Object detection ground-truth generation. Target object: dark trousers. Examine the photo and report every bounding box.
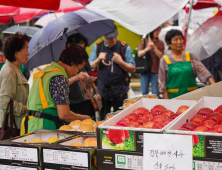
[100,94,127,120]
[70,100,95,121]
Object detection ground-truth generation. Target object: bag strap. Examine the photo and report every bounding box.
[79,80,98,109]
[1,100,11,129]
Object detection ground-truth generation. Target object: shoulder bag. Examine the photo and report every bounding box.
[135,38,151,74]
[79,80,102,111]
[0,100,20,141]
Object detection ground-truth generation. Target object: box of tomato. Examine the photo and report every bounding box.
[97,98,196,153]
[166,96,222,159]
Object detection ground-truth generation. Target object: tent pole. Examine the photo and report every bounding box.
[184,0,194,49]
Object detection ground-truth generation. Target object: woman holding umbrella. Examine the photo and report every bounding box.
[21,44,91,135]
[158,29,215,99]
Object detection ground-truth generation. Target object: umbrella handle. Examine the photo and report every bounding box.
[102,60,111,66]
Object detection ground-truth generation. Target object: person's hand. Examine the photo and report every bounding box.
[23,105,28,114]
[78,114,91,120]
[98,52,107,61]
[112,52,123,64]
[145,41,154,51]
[98,52,111,66]
[76,72,88,81]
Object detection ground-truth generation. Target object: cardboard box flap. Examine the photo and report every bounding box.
[203,82,222,97]
[175,81,222,100]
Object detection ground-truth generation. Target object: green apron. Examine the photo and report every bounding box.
[21,63,68,135]
[164,52,197,99]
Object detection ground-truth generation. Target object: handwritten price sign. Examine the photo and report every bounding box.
[143,134,192,170]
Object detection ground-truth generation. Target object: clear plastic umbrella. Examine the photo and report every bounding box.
[186,11,222,61]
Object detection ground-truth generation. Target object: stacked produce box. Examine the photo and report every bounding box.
[96,98,196,170]
[166,96,222,169]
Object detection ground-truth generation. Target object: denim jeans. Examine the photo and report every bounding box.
[140,72,159,97]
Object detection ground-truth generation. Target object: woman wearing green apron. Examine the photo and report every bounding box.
[158,29,215,99]
[21,44,91,135]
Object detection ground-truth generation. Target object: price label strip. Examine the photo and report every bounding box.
[143,134,193,170]
[43,149,88,167]
[0,146,38,162]
[115,154,143,170]
[0,165,37,170]
[193,160,222,170]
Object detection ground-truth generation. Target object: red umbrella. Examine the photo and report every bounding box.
[193,0,218,9]
[0,0,60,10]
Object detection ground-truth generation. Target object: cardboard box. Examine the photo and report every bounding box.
[0,130,79,167]
[96,149,143,170]
[42,133,97,170]
[97,98,196,152]
[166,96,222,159]
[175,81,222,100]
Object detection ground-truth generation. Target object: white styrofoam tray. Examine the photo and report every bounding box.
[166,96,222,136]
[99,98,197,133]
[12,132,73,143]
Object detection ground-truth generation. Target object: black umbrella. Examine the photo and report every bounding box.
[3,25,40,37]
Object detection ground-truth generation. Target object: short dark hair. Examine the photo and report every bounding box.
[59,43,88,66]
[3,33,30,62]
[165,29,183,46]
[66,33,88,48]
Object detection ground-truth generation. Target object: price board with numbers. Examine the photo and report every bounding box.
[143,133,193,170]
[0,144,39,166]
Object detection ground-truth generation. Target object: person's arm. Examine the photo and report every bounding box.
[57,104,90,122]
[0,68,27,116]
[49,76,91,122]
[158,57,168,98]
[90,52,107,69]
[191,54,215,85]
[162,91,170,99]
[208,77,215,84]
[89,44,107,69]
[68,72,88,86]
[138,41,154,58]
[153,40,164,59]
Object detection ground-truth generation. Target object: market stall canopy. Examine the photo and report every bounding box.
[0,5,19,24]
[2,25,40,37]
[186,11,222,61]
[73,0,92,6]
[13,0,84,23]
[0,5,19,16]
[86,0,189,35]
[0,0,60,10]
[26,9,116,71]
